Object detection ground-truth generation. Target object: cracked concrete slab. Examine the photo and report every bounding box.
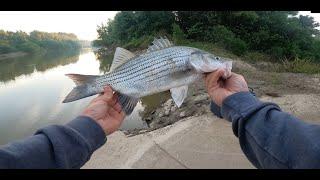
[131,143,187,169]
[83,114,254,169]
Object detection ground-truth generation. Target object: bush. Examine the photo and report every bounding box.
[225,37,248,56]
[95,11,320,66]
[0,43,16,53]
[17,41,41,53]
[207,25,235,43]
[186,23,205,40]
[267,46,285,59]
[311,40,320,62]
[0,30,80,55]
[202,26,248,56]
[172,23,186,44]
[123,35,154,50]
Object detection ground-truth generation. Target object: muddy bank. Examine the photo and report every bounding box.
[0,52,28,60]
[122,59,320,137]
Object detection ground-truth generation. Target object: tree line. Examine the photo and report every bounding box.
[94,11,320,62]
[0,30,81,54]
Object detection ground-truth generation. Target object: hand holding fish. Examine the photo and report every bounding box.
[81,86,125,135]
[205,69,249,107]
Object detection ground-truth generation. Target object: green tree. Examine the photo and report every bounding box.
[95,11,320,62]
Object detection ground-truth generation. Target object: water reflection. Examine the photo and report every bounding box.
[0,49,80,83]
[0,48,168,145]
[94,48,114,73]
[0,50,99,144]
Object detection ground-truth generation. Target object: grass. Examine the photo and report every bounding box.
[276,58,320,74]
[269,72,281,85]
[243,51,272,63]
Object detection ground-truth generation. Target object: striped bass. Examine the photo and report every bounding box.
[63,37,232,115]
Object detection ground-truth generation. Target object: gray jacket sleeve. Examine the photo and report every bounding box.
[0,116,106,169]
[219,92,320,169]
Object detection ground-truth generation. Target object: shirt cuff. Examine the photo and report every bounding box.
[221,91,263,122]
[66,116,107,152]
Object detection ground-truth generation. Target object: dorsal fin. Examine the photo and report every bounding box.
[110,47,135,72]
[146,36,174,53]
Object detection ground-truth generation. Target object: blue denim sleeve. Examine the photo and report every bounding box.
[0,116,106,169]
[218,92,320,169]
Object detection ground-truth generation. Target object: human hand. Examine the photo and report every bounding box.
[205,69,249,107]
[81,86,125,135]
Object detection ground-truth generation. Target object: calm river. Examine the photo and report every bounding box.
[0,48,169,145]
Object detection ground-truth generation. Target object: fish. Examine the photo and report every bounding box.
[63,37,232,115]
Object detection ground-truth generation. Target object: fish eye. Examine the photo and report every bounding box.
[215,57,220,60]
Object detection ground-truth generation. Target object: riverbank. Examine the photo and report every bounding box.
[121,58,320,137]
[0,52,28,60]
[83,58,320,168]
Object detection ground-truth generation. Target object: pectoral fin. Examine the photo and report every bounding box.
[170,85,188,107]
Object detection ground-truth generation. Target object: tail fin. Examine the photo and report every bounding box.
[65,74,100,86]
[63,74,100,103]
[63,85,96,103]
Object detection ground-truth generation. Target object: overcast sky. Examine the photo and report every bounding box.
[0,11,319,41]
[0,11,118,41]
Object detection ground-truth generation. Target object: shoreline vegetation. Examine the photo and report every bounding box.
[0,30,92,60]
[93,11,320,74]
[0,51,28,60]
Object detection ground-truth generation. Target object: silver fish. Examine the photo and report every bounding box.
[63,37,232,115]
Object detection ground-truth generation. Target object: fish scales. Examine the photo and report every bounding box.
[95,47,191,97]
[105,48,185,81]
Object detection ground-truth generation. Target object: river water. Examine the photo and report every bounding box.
[0,48,169,145]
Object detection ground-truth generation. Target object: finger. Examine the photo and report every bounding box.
[113,102,122,113]
[107,106,124,120]
[91,93,103,103]
[106,95,117,106]
[104,85,113,95]
[103,85,112,92]
[106,93,123,113]
[205,69,225,89]
[205,69,224,87]
[232,73,246,81]
[228,73,246,85]
[98,86,114,102]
